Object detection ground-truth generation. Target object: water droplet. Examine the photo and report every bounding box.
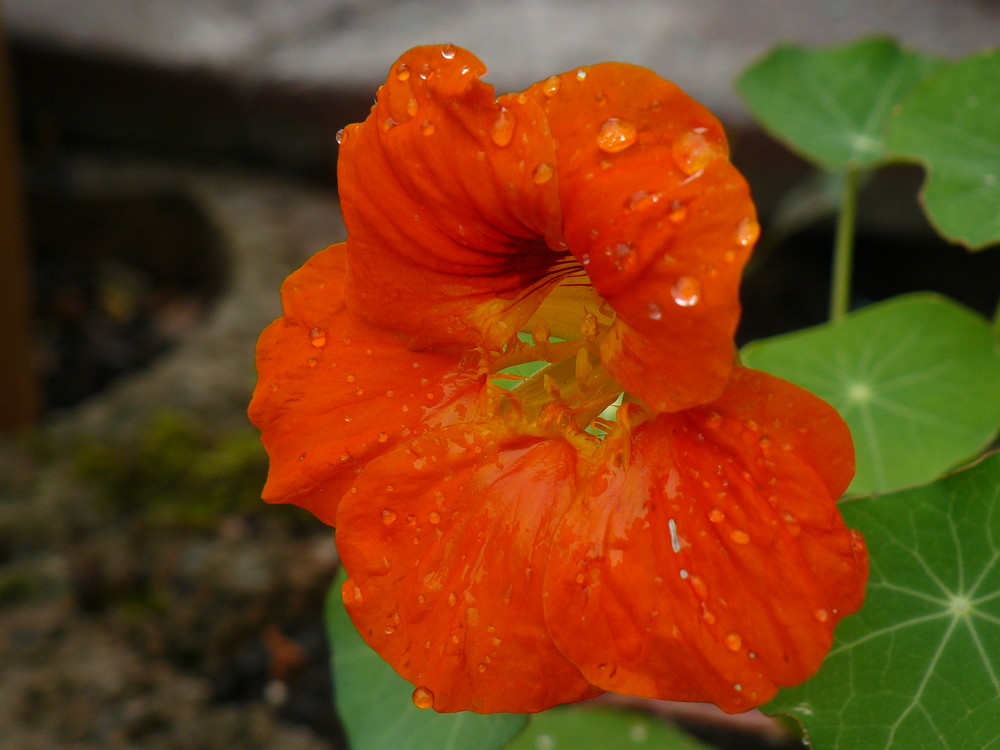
[647,302,663,320]
[815,608,829,623]
[679,568,689,579]
[667,200,687,223]
[690,575,707,599]
[671,131,719,176]
[730,529,750,544]
[309,328,327,347]
[477,663,487,673]
[706,412,722,428]
[428,511,441,524]
[381,509,397,525]
[541,75,560,98]
[596,118,637,153]
[307,357,317,367]
[725,632,742,651]
[491,108,515,147]
[580,252,591,265]
[384,625,395,635]
[421,120,435,136]
[412,686,434,709]
[575,69,587,80]
[466,607,480,626]
[395,62,410,81]
[406,97,419,116]
[671,276,701,307]
[709,508,725,523]
[736,217,760,247]
[377,432,389,443]
[627,190,662,211]
[441,43,457,59]
[335,128,346,145]
[448,592,457,607]
[382,117,399,133]
[532,162,554,184]
[733,683,743,692]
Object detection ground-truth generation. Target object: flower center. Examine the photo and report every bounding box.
[488,281,624,436]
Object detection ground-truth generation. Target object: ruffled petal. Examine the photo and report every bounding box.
[524,64,759,411]
[336,423,601,713]
[248,244,486,524]
[338,45,567,350]
[543,368,866,712]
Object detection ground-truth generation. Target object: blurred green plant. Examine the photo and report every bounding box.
[74,411,269,529]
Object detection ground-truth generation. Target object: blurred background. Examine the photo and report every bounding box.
[1,1,998,748]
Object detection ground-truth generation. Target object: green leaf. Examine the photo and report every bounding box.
[741,294,1000,494]
[766,452,1000,750]
[504,706,712,750]
[738,37,944,170]
[885,47,1000,249]
[326,568,526,750]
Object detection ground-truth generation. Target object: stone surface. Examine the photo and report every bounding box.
[6,0,1000,120]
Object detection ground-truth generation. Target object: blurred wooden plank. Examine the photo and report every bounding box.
[0,8,40,431]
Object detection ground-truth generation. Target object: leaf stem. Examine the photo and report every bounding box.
[830,167,862,322]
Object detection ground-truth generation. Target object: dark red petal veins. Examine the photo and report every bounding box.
[248,244,487,524]
[337,423,601,713]
[543,368,866,712]
[524,64,759,411]
[338,45,568,350]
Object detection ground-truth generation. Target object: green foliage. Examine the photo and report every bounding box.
[742,294,1000,495]
[74,412,269,528]
[737,37,943,169]
[325,568,526,750]
[766,452,1000,750]
[885,48,1000,249]
[505,706,712,750]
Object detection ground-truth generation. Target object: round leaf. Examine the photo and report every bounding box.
[766,452,1000,750]
[326,567,526,750]
[885,47,1000,249]
[738,37,944,169]
[741,294,1000,494]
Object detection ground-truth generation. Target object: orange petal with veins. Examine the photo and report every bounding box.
[524,63,758,411]
[249,243,486,524]
[337,423,602,713]
[339,45,566,350]
[543,368,866,712]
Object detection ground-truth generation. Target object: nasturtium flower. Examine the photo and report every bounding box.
[250,44,868,715]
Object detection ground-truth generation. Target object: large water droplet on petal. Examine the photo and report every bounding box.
[596,118,638,153]
[335,129,346,145]
[406,97,419,116]
[441,43,457,59]
[381,509,397,525]
[672,131,720,176]
[736,217,760,247]
[412,686,435,709]
[309,327,327,347]
[532,162,554,184]
[725,632,742,651]
[627,190,662,211]
[491,108,515,147]
[541,75,561,98]
[647,302,663,321]
[395,62,410,81]
[421,121,435,136]
[671,276,701,307]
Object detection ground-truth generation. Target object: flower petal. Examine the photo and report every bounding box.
[248,244,485,524]
[524,64,759,411]
[336,423,601,713]
[338,45,567,350]
[543,368,866,712]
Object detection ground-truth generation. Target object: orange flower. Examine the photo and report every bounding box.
[249,44,868,715]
